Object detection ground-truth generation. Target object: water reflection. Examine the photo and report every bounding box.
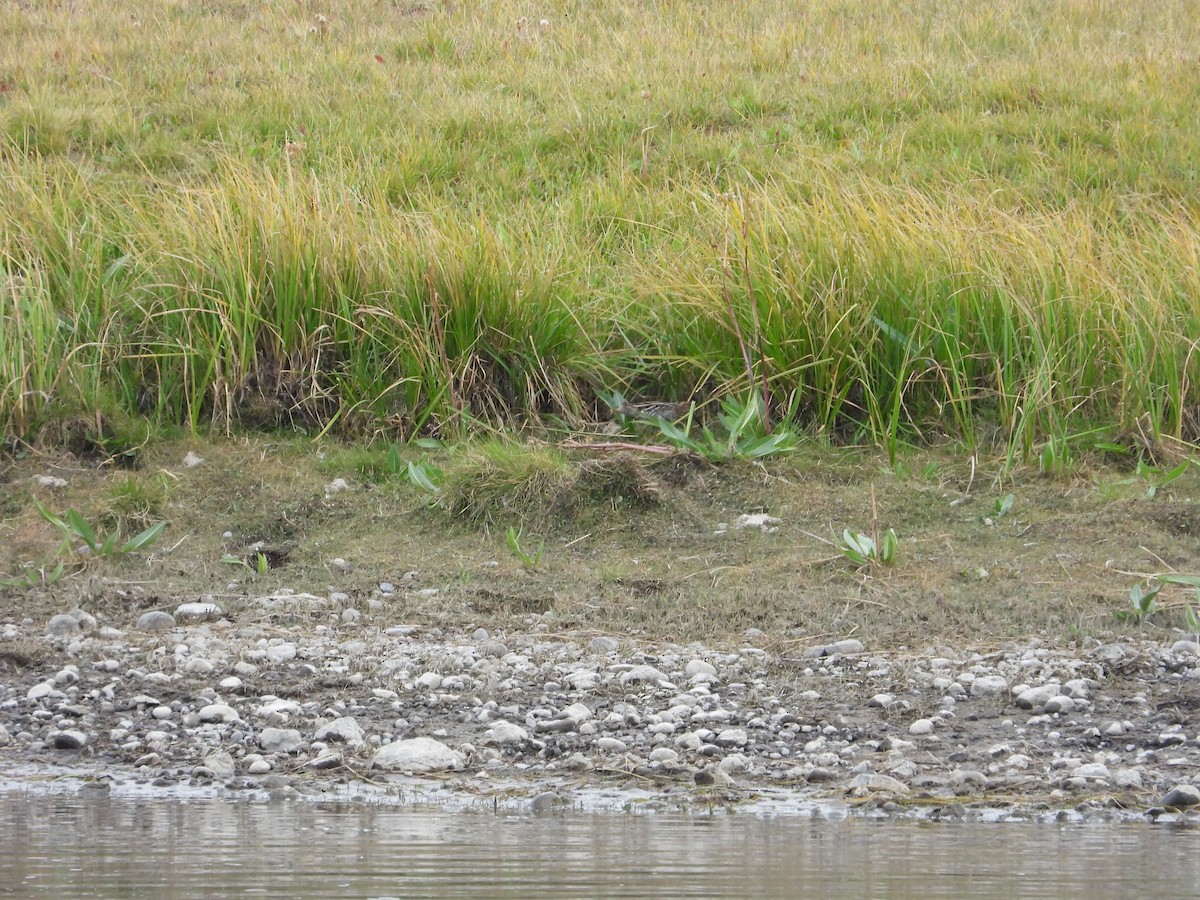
[3,793,1198,898]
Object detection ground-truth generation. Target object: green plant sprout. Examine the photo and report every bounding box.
[0,561,65,589]
[652,392,798,462]
[221,552,270,574]
[506,526,544,571]
[402,460,444,495]
[1119,581,1162,623]
[840,528,898,568]
[1118,573,1200,627]
[1155,574,1200,633]
[1038,437,1072,477]
[32,497,166,559]
[1137,459,1189,499]
[1185,600,1200,635]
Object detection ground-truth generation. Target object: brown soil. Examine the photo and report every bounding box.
[2,435,1197,648]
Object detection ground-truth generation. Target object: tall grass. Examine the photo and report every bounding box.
[2,0,1199,453]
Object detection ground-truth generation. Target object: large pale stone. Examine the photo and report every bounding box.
[197,703,240,724]
[372,737,463,773]
[259,728,304,754]
[314,717,365,747]
[970,675,1010,698]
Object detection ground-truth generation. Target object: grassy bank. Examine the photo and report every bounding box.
[3,0,1200,455]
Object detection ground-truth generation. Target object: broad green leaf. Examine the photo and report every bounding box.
[655,419,703,454]
[101,531,120,556]
[1159,460,1190,487]
[121,521,167,553]
[880,529,898,564]
[737,430,798,459]
[730,396,760,436]
[65,509,99,551]
[843,530,875,559]
[1157,574,1200,588]
[32,496,71,535]
[871,315,910,349]
[404,461,442,494]
[386,444,403,474]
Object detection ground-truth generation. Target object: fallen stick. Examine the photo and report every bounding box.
[557,440,680,456]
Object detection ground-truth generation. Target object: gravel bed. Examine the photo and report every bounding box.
[4,594,1200,821]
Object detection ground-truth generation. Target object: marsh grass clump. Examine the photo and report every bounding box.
[318,443,410,484]
[440,440,572,526]
[32,409,148,468]
[104,473,172,532]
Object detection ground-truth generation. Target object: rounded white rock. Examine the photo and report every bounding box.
[685,660,717,679]
[371,737,464,773]
[970,675,1010,698]
[197,703,240,724]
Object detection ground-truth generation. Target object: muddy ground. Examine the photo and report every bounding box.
[2,436,1199,818]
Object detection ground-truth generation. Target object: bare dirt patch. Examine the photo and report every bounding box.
[2,437,1198,645]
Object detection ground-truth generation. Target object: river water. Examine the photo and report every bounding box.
[2,791,1198,898]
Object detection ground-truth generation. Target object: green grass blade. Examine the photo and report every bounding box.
[121,521,167,553]
[65,509,99,551]
[31,496,70,535]
[1157,574,1200,588]
[1159,460,1190,487]
[655,418,704,454]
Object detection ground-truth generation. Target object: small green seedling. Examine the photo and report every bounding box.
[402,460,444,495]
[1039,438,1072,477]
[1153,573,1200,633]
[33,497,166,559]
[1138,459,1189,499]
[840,528,898,568]
[1119,581,1162,623]
[221,552,270,574]
[506,526,544,571]
[0,561,65,589]
[1184,600,1200,635]
[386,444,404,475]
[994,494,1015,519]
